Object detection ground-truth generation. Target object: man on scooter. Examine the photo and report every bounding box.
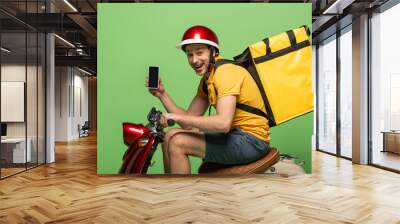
[147,25,271,174]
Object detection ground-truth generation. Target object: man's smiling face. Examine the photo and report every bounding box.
[185,43,212,76]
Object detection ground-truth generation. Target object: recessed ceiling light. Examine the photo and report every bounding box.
[63,0,78,12]
[78,67,93,76]
[54,34,75,48]
[322,0,354,15]
[1,47,11,53]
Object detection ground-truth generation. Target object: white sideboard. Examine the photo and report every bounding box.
[1,138,32,163]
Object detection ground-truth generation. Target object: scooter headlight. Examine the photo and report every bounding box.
[138,138,149,147]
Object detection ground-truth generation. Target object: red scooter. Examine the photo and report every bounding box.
[119,107,174,174]
[119,108,282,175]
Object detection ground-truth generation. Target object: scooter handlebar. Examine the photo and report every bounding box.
[167,119,175,127]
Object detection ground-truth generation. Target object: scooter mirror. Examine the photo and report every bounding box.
[148,107,161,123]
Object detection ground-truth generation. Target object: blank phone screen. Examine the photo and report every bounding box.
[148,66,159,89]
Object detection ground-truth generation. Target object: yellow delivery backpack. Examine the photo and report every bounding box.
[204,25,313,127]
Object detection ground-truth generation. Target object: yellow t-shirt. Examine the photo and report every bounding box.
[197,62,270,142]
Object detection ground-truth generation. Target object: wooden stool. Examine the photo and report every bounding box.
[198,148,280,175]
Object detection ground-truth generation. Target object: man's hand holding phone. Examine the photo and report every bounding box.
[145,66,165,98]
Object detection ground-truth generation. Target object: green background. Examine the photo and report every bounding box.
[98,3,313,174]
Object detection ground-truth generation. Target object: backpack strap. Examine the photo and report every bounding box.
[202,59,235,98]
[214,59,237,69]
[244,62,276,126]
[220,56,275,125]
[236,103,268,120]
[202,59,270,122]
[201,78,208,97]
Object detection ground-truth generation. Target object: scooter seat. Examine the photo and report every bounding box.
[198,148,280,174]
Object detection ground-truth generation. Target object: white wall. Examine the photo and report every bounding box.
[1,65,39,137]
[1,82,25,122]
[55,67,89,141]
[55,66,69,141]
[1,65,27,141]
[1,64,26,81]
[73,72,89,137]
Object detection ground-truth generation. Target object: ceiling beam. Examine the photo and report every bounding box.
[55,55,96,68]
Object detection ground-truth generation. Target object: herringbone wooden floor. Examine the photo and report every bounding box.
[1,135,400,224]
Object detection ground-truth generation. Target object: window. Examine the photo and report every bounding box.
[370,3,400,171]
[339,26,352,158]
[0,1,47,179]
[317,35,337,154]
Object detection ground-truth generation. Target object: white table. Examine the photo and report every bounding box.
[1,138,32,163]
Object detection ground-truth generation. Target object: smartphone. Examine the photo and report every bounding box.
[148,66,159,89]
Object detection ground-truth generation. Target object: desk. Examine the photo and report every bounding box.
[1,138,31,163]
[382,131,400,154]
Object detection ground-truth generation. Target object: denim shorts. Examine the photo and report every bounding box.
[204,127,270,165]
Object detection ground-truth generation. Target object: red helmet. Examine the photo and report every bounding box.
[178,25,219,50]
